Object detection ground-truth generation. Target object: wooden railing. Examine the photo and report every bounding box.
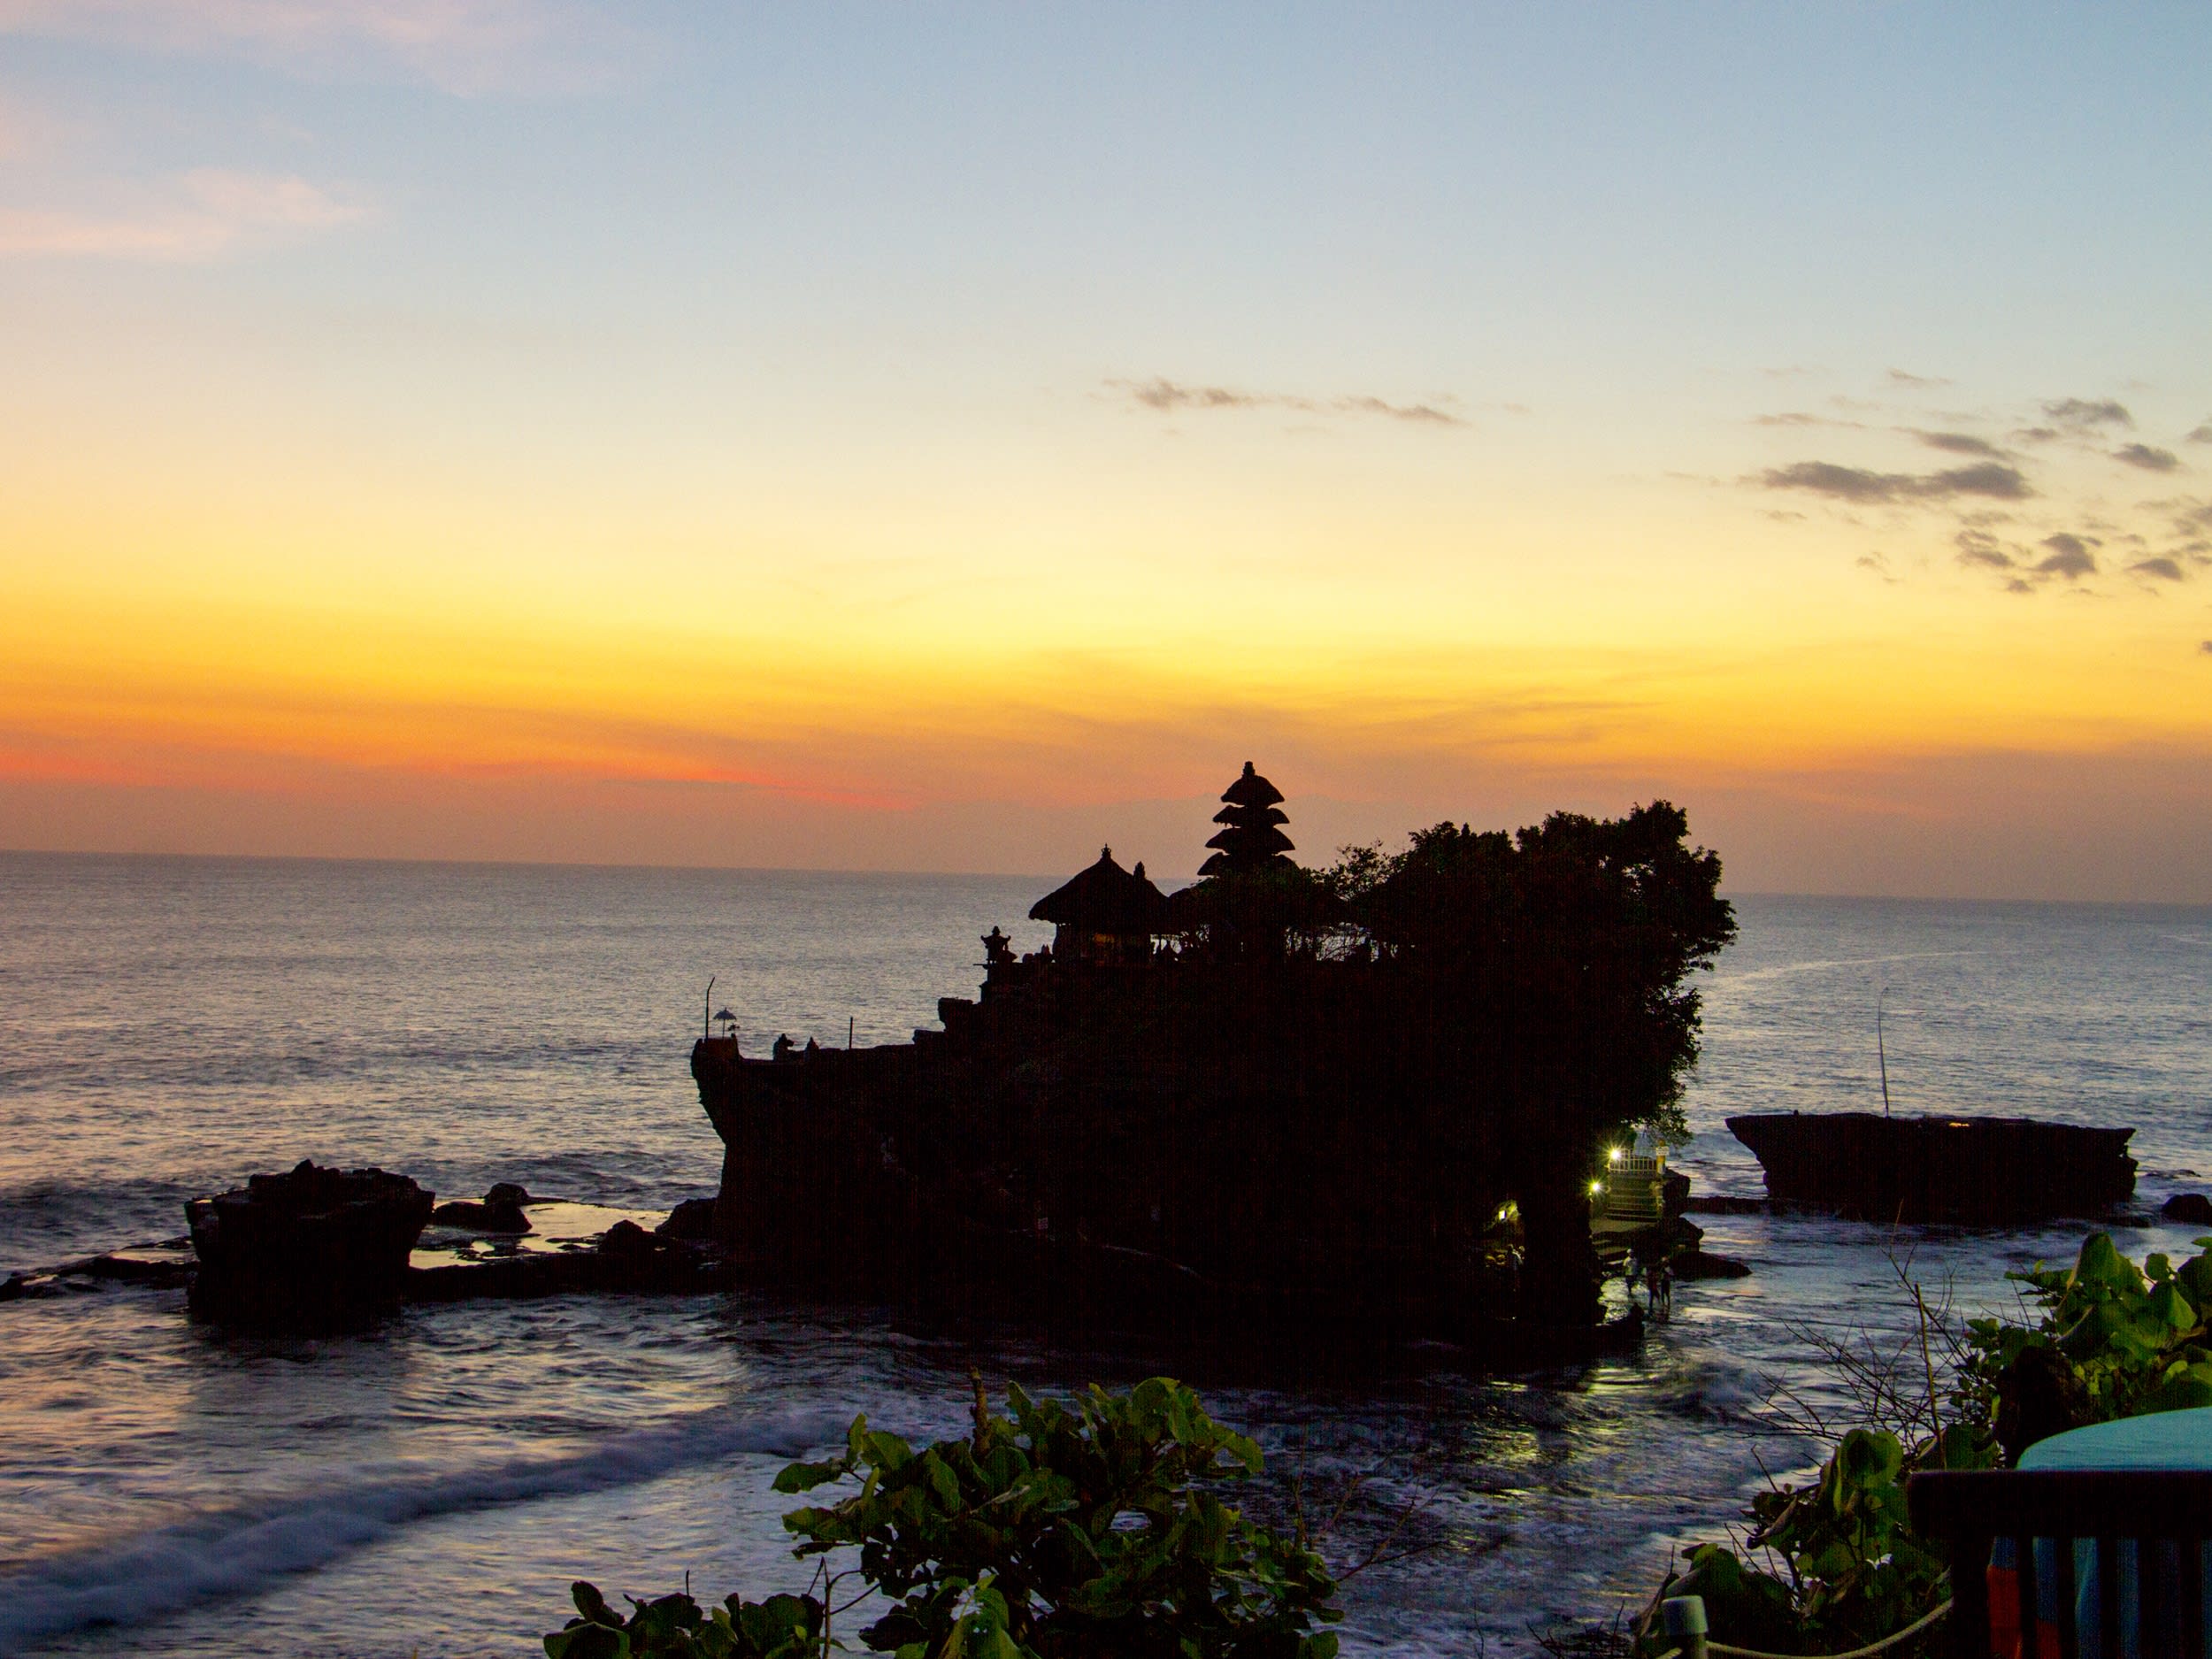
[1908,1468,2212,1659]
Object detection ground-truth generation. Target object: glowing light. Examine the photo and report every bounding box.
[1588,1179,1604,1195]
[1608,1147,1623,1163]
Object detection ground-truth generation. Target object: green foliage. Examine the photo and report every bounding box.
[1648,1424,1993,1655]
[545,1583,820,1659]
[549,1379,1340,1659]
[1962,1231,2212,1444]
[1647,1233,2212,1656]
[779,1375,1340,1659]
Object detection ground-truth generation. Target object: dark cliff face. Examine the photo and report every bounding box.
[1727,1113,2138,1222]
[697,956,1609,1339]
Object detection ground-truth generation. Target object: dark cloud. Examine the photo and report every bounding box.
[1954,529,2016,570]
[1886,369,1950,389]
[2114,442,2181,472]
[2129,557,2185,582]
[2188,421,2212,444]
[2041,396,2134,431]
[2036,534,2099,580]
[1109,378,1465,426]
[2201,641,2212,656]
[1913,430,2008,459]
[1761,459,2033,503]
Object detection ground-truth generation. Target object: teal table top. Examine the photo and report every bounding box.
[2020,1407,2212,1471]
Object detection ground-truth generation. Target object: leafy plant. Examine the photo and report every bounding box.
[1961,1231,2212,1450]
[778,1374,1340,1659]
[1650,1422,1991,1656]
[1642,1232,2212,1656]
[550,1377,1340,1659]
[546,1583,820,1659]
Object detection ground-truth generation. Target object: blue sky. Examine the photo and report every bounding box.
[3,4,2208,896]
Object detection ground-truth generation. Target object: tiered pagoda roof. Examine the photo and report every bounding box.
[1199,762,1296,876]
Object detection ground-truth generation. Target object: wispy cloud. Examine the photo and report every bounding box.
[1110,378,1467,427]
[1912,430,2008,460]
[1760,459,2032,504]
[1886,368,1950,389]
[1752,411,1863,429]
[2113,442,2181,472]
[0,0,634,94]
[2188,421,2212,445]
[2128,557,2185,582]
[0,168,365,260]
[2039,396,2134,432]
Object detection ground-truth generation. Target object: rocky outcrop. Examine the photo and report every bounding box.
[1728,1112,2135,1223]
[657,1197,719,1240]
[1671,1249,1751,1279]
[186,1160,434,1329]
[2162,1193,2212,1225]
[431,1182,533,1233]
[403,1220,727,1302]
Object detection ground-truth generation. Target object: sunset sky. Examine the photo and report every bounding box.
[3,3,2208,898]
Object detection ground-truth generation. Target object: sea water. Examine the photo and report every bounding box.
[1,854,2208,1656]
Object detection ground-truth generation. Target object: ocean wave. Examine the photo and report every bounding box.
[0,1403,841,1650]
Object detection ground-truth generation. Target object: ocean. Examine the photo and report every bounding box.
[2,852,2208,1657]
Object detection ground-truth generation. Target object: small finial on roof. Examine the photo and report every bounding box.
[1242,761,1255,776]
[1102,844,1111,860]
[1133,861,1146,879]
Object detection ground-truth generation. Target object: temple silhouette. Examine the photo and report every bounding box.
[692,762,1733,1359]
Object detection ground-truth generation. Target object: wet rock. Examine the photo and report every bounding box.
[2162,1193,2212,1225]
[598,1221,720,1293]
[1671,1249,1751,1279]
[3,1271,71,1302]
[430,1182,533,1234]
[403,1220,728,1302]
[186,1160,434,1330]
[657,1197,718,1240]
[408,1250,596,1302]
[61,1253,195,1289]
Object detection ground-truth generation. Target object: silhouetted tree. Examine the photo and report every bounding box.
[1328,800,1736,1320]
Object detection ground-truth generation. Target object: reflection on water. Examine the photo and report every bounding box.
[1,860,2207,1655]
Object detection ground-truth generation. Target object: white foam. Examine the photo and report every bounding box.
[0,1404,841,1649]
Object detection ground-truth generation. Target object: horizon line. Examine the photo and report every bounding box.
[2,845,2206,910]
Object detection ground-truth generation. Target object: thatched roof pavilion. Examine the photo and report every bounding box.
[1030,847,1170,963]
[1031,846,1171,933]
